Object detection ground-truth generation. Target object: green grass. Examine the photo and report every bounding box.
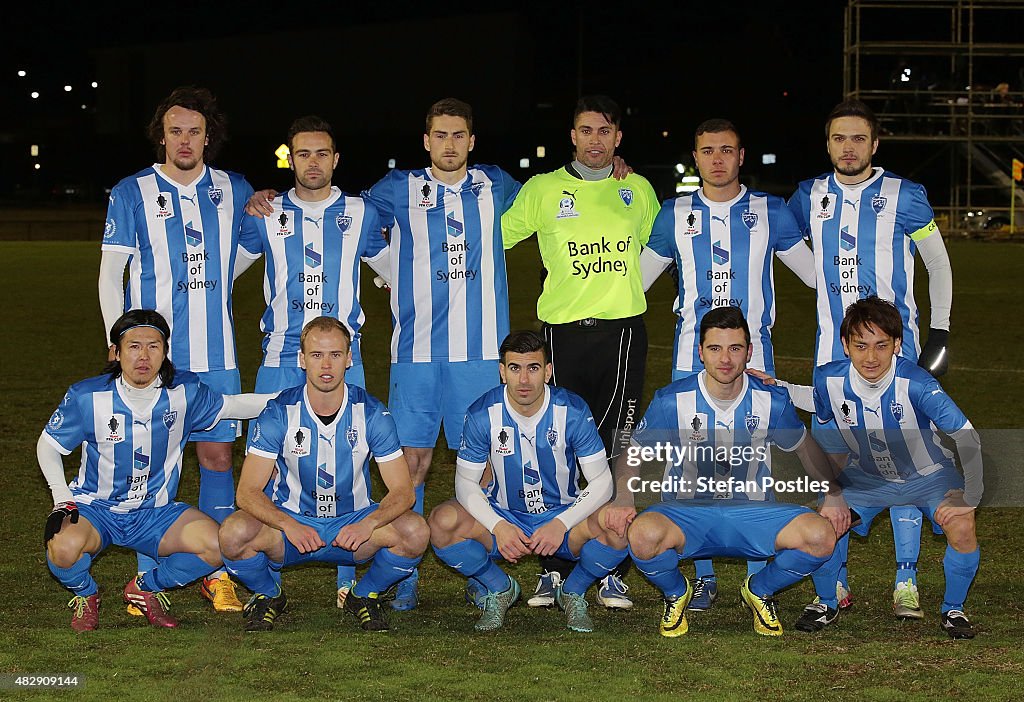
[1,239,1022,701]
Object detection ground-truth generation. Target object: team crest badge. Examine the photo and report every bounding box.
[471,182,484,197]
[495,426,514,456]
[336,214,352,234]
[48,409,64,431]
[741,210,758,230]
[208,186,223,207]
[346,427,359,447]
[618,188,633,206]
[104,219,116,239]
[162,410,177,430]
[871,194,887,215]
[745,413,760,432]
[546,427,559,446]
[890,401,904,422]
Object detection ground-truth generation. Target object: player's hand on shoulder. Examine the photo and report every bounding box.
[744,368,777,385]
[528,519,567,557]
[283,521,325,553]
[44,501,79,544]
[245,189,279,218]
[333,520,374,552]
[610,155,633,180]
[603,504,637,538]
[493,520,530,563]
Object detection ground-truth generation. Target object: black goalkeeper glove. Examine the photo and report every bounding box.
[44,501,79,544]
[918,328,949,378]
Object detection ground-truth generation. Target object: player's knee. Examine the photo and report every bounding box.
[218,513,255,560]
[943,512,977,551]
[46,532,86,569]
[627,514,668,560]
[393,513,430,556]
[427,503,461,546]
[802,517,837,559]
[196,443,234,472]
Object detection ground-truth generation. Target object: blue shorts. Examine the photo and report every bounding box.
[280,504,380,567]
[487,503,577,562]
[77,501,193,559]
[190,369,242,443]
[644,500,813,560]
[389,359,498,449]
[838,467,964,537]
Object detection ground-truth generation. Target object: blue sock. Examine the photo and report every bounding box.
[141,552,215,591]
[413,483,425,515]
[942,545,980,613]
[136,552,159,575]
[223,552,281,597]
[891,505,922,586]
[811,532,848,609]
[198,466,235,525]
[352,548,423,598]
[749,549,830,598]
[47,554,97,596]
[693,558,716,580]
[562,540,628,595]
[837,561,849,590]
[896,561,918,587]
[632,550,687,599]
[746,560,767,577]
[337,565,357,588]
[433,539,510,593]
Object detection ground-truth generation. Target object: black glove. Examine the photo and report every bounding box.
[918,328,949,378]
[44,501,78,544]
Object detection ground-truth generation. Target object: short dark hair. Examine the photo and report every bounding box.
[840,297,903,344]
[694,118,742,150]
[425,98,473,135]
[499,330,550,364]
[299,316,352,352]
[287,115,335,152]
[574,95,621,127]
[825,99,879,142]
[146,86,227,163]
[104,309,176,387]
[699,306,751,346]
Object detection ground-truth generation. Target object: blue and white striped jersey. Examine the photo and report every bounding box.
[647,186,804,374]
[239,187,386,368]
[631,372,806,501]
[102,165,254,372]
[43,373,224,512]
[788,168,938,366]
[813,357,968,481]
[365,165,520,363]
[458,385,606,515]
[248,384,403,518]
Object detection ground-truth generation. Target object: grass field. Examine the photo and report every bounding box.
[1,238,1023,701]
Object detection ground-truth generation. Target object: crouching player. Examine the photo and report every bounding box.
[218,317,428,632]
[40,310,275,631]
[607,307,840,637]
[428,331,628,633]
[797,297,982,639]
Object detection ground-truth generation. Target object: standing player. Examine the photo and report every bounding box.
[40,310,274,630]
[428,331,628,632]
[788,99,954,618]
[795,297,981,639]
[98,86,254,613]
[639,118,817,610]
[502,95,659,609]
[218,317,429,632]
[607,307,839,637]
[237,116,390,605]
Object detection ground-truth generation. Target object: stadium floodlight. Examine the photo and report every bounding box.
[536,146,545,158]
[30,145,38,156]
[675,163,685,174]
[519,158,529,169]
[662,130,669,138]
[64,85,72,92]
[387,158,396,169]
[34,163,40,170]
[30,91,39,99]
[17,70,25,77]
[91,81,98,88]
[762,153,777,165]
[274,144,290,169]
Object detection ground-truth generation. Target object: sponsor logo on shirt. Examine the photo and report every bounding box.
[557,189,580,219]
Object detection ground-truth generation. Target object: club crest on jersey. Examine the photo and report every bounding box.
[252,422,262,444]
[346,427,359,447]
[336,214,352,234]
[838,400,858,426]
[618,188,633,206]
[745,413,760,433]
[48,409,64,431]
[104,219,116,240]
[741,210,759,230]
[557,189,579,219]
[816,193,836,221]
[155,192,174,220]
[871,194,887,215]
[546,427,559,446]
[275,211,293,238]
[495,426,515,456]
[207,186,223,207]
[890,401,904,422]
[162,410,177,430]
[688,413,708,442]
[105,414,126,443]
[470,182,484,197]
[288,427,311,457]
[683,210,701,236]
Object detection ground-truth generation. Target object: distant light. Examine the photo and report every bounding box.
[676,176,700,194]
[536,145,546,158]
[900,74,910,83]
[91,81,98,88]
[17,70,26,77]
[681,176,701,185]
[762,153,777,165]
[30,145,38,156]
[30,91,39,99]
[274,143,290,169]
[519,158,530,169]
[64,85,72,92]
[387,158,396,169]
[674,162,685,174]
[81,104,87,110]
[783,91,789,97]
[661,130,669,138]
[34,163,41,170]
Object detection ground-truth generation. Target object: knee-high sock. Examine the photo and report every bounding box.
[811,532,848,609]
[352,548,423,598]
[746,560,767,577]
[693,558,715,580]
[749,549,830,598]
[891,505,923,586]
[198,466,235,524]
[140,553,216,591]
[942,545,980,613]
[413,483,425,515]
[563,540,628,595]
[223,552,281,598]
[433,539,509,593]
[632,550,687,599]
[136,553,159,575]
[48,553,97,597]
